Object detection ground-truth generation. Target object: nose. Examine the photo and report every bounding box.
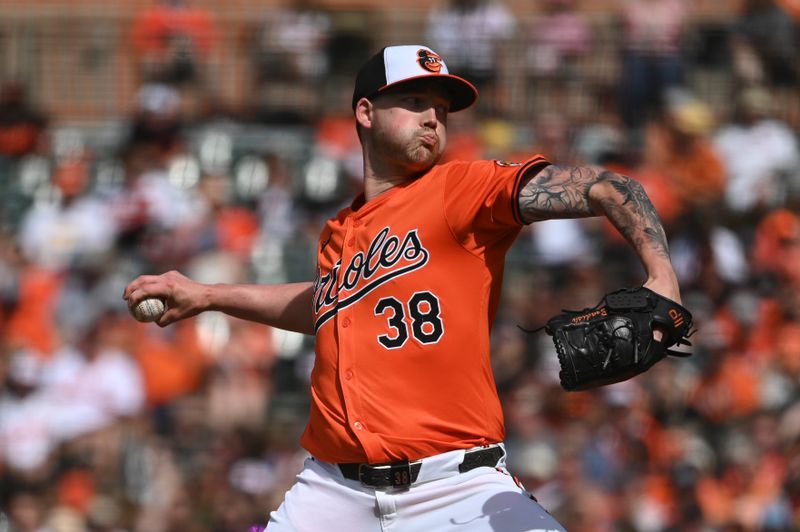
[421,105,439,127]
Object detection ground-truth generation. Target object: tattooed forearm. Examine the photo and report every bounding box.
[518,165,670,259]
[597,174,671,260]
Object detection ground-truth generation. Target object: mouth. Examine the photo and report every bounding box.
[419,133,438,149]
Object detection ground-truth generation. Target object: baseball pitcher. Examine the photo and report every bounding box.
[125,45,685,531]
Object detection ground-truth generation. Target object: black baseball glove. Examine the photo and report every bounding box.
[541,287,694,391]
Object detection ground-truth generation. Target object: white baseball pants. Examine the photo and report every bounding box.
[267,445,565,531]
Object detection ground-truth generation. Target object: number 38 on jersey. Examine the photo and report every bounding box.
[374,291,444,349]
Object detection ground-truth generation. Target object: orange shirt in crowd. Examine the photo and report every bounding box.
[644,122,726,210]
[130,320,207,406]
[4,266,63,355]
[130,3,216,57]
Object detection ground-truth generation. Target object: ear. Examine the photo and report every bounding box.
[354,98,373,130]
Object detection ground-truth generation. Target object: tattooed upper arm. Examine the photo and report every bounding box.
[517,164,602,223]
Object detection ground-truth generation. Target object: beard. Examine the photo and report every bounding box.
[373,127,446,174]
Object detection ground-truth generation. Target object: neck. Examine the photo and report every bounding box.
[363,173,414,201]
[361,150,431,202]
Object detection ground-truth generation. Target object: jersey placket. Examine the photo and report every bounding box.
[336,214,377,458]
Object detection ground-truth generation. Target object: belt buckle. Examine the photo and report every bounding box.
[387,461,412,488]
[358,461,412,489]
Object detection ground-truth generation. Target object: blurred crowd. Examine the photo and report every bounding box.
[1,0,800,530]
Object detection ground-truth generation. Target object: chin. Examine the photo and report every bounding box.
[405,158,438,175]
[407,147,442,171]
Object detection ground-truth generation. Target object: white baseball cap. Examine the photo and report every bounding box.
[352,45,478,112]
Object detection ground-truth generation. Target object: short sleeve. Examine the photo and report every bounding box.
[443,156,550,244]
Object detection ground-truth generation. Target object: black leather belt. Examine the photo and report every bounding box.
[338,445,505,489]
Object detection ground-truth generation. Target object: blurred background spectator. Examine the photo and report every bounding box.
[617,0,689,150]
[130,0,218,87]
[0,82,48,162]
[524,0,593,120]
[250,0,332,124]
[729,0,799,89]
[713,85,800,221]
[425,0,516,115]
[0,1,798,530]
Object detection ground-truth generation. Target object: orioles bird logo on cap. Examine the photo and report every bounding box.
[417,49,443,73]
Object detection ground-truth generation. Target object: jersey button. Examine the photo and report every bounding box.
[345,370,354,380]
[347,238,355,247]
[342,317,351,328]
[354,421,364,431]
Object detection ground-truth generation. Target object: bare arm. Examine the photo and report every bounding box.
[518,165,680,302]
[124,270,315,335]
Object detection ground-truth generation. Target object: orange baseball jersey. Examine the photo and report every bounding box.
[300,155,550,464]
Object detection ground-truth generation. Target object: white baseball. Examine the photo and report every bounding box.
[130,298,166,323]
